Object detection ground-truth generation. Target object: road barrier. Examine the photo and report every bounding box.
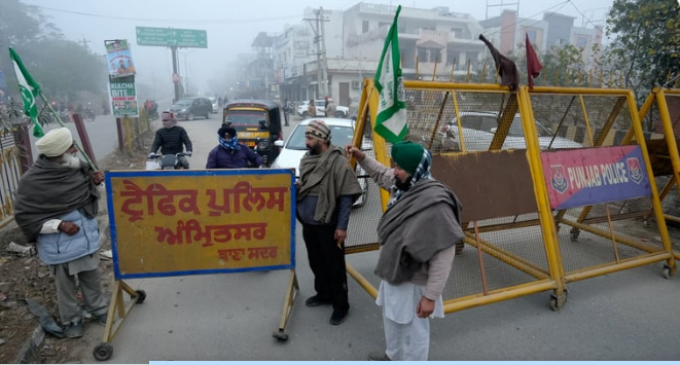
[346,79,676,313]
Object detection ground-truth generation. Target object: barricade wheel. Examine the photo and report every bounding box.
[549,292,567,312]
[93,343,113,361]
[272,331,289,341]
[135,290,147,304]
[662,265,673,280]
[569,228,580,242]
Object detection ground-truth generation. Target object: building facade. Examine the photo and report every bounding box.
[480,10,603,63]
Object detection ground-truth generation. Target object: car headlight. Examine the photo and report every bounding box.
[257,140,270,150]
[181,108,187,112]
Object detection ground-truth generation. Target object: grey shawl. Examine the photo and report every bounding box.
[375,179,464,285]
[297,145,363,224]
[13,156,99,242]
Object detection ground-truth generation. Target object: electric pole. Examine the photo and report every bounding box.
[319,7,329,98]
[304,9,329,99]
[79,37,91,50]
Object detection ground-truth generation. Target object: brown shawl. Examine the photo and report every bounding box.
[297,145,363,224]
[375,180,464,285]
[13,156,99,242]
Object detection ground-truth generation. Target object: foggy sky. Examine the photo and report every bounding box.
[23,0,614,94]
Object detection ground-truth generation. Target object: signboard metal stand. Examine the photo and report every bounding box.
[93,169,298,361]
[94,281,145,361]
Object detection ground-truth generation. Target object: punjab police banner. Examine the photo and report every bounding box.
[541,146,652,210]
[105,169,296,279]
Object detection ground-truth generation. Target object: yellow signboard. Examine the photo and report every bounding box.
[105,169,295,279]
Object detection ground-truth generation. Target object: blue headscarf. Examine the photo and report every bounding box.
[387,148,433,208]
[218,126,240,151]
[219,136,240,150]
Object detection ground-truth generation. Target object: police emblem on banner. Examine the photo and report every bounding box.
[627,157,643,185]
[550,165,569,194]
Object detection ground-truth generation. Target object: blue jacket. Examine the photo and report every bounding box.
[36,210,101,265]
[206,144,263,169]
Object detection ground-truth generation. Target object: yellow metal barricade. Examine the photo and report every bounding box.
[345,79,675,314]
[637,87,680,264]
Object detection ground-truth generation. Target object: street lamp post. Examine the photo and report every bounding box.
[181,51,196,96]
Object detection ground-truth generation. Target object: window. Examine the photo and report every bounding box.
[450,27,463,38]
[379,22,390,28]
[576,36,588,49]
[526,30,537,43]
[362,20,369,33]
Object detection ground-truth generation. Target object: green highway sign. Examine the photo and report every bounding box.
[136,27,208,48]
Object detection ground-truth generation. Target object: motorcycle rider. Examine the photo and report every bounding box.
[149,111,193,169]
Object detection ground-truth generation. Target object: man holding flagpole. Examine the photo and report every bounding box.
[347,5,463,361]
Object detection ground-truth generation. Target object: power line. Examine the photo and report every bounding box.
[569,1,606,29]
[485,0,570,37]
[31,4,300,24]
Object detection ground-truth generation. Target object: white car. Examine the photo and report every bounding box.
[208,97,219,114]
[297,100,350,118]
[442,111,582,151]
[271,118,370,207]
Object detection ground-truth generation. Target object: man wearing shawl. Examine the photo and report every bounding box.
[13,128,109,339]
[297,120,362,326]
[347,141,464,361]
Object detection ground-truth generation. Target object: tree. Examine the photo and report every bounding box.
[606,0,680,102]
[0,0,108,130]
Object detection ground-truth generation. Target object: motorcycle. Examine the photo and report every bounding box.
[83,108,96,122]
[147,152,186,170]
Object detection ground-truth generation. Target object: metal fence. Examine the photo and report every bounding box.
[0,127,24,229]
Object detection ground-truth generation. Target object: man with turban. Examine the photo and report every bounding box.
[346,141,464,361]
[206,126,263,169]
[13,128,109,339]
[149,111,193,169]
[297,120,362,326]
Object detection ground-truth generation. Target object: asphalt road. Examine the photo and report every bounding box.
[80,114,680,362]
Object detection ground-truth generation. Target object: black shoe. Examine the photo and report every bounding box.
[368,352,391,361]
[329,307,349,325]
[64,321,84,338]
[305,295,331,307]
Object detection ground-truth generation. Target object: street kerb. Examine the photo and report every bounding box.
[638,87,680,264]
[94,168,298,361]
[345,78,675,316]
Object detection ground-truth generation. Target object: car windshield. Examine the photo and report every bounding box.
[175,99,192,106]
[225,110,268,127]
[508,116,552,137]
[286,124,354,150]
[209,97,216,102]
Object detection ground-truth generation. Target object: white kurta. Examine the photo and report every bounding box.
[376,280,445,361]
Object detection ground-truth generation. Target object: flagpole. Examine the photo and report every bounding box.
[39,94,98,170]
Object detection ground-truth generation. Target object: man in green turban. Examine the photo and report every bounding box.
[346,141,464,361]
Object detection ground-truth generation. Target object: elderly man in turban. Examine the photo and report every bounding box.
[346,141,464,361]
[149,111,193,169]
[296,120,362,326]
[13,128,109,339]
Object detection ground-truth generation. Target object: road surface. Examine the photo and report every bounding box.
[78,114,680,362]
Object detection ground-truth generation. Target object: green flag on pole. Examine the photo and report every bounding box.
[373,5,407,143]
[9,47,44,137]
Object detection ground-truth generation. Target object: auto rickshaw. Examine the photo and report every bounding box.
[222,100,282,166]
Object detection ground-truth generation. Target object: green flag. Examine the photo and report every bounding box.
[373,5,407,143]
[9,47,43,137]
